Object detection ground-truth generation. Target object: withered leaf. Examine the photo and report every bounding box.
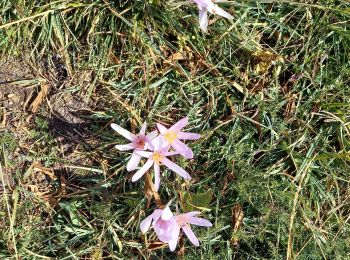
[231,204,244,247]
[32,162,57,180]
[165,52,185,64]
[147,241,166,251]
[29,83,49,113]
[252,49,283,75]
[144,172,163,208]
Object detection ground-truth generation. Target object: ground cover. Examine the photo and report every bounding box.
[0,0,350,258]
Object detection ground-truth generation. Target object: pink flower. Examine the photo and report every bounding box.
[141,206,212,251]
[192,0,233,32]
[168,211,212,251]
[111,122,157,171]
[132,137,191,191]
[157,117,200,159]
[140,206,176,243]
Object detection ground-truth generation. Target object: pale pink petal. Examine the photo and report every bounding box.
[157,123,168,134]
[154,163,161,192]
[146,130,158,140]
[160,144,171,154]
[168,225,180,251]
[111,123,135,141]
[164,150,179,157]
[158,231,174,243]
[145,130,158,150]
[183,149,194,159]
[212,5,233,19]
[126,152,142,171]
[182,225,199,246]
[151,135,167,150]
[145,142,154,151]
[156,135,164,150]
[161,206,174,220]
[140,122,147,135]
[152,209,163,223]
[172,139,193,159]
[177,132,201,140]
[135,151,152,158]
[188,216,212,227]
[186,211,201,217]
[114,143,134,151]
[161,157,191,180]
[140,214,154,233]
[192,0,208,9]
[199,9,209,32]
[131,159,154,182]
[169,117,188,132]
[155,218,177,242]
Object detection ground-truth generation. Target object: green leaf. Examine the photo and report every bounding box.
[181,189,213,212]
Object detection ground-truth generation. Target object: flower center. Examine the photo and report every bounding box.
[157,218,171,230]
[152,151,163,164]
[134,136,146,149]
[164,131,177,143]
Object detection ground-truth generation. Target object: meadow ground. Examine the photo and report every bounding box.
[0,0,350,259]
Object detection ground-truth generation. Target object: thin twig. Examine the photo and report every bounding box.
[0,162,19,259]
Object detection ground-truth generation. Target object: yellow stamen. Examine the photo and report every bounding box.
[164,131,177,144]
[152,151,163,164]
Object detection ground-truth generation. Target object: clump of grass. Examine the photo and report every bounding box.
[1,0,350,259]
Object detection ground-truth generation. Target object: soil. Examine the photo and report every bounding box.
[0,57,34,111]
[0,56,95,198]
[0,57,34,196]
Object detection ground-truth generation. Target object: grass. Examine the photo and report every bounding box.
[0,0,350,259]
